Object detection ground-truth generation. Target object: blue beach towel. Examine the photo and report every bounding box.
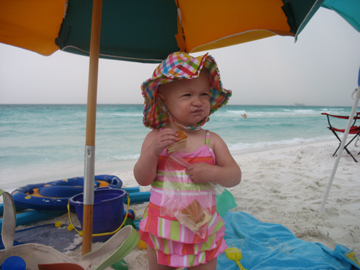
[0,223,81,253]
[218,212,360,270]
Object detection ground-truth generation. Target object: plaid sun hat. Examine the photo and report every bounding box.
[141,52,232,129]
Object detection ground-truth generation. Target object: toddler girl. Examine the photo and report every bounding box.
[134,52,241,270]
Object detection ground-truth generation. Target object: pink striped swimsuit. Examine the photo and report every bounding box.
[139,130,227,268]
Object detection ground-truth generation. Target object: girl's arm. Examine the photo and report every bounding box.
[187,132,241,187]
[134,128,178,186]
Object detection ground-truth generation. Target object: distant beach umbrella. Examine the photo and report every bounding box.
[1,0,358,255]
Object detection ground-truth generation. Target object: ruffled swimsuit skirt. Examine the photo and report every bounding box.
[139,131,227,268]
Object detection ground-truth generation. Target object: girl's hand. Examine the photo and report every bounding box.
[151,128,178,156]
[187,162,213,183]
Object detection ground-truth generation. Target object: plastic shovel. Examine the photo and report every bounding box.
[225,247,247,270]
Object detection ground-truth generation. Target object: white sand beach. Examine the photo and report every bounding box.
[13,139,360,269]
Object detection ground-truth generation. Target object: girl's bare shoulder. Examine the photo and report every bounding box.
[208,130,222,141]
[142,128,159,144]
[207,131,227,149]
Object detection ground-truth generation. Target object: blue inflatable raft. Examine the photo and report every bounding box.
[11,175,122,211]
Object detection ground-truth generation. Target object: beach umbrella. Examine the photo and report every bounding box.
[0,0,328,255]
[0,0,326,62]
[320,68,360,213]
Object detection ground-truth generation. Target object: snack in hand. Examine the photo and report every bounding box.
[167,130,188,153]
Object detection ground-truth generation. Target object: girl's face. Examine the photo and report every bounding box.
[159,71,211,128]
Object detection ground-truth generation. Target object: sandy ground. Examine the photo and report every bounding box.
[10,139,360,269]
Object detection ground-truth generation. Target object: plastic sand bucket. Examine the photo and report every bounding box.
[70,189,127,242]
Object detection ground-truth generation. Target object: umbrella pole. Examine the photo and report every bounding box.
[82,0,103,255]
[319,87,360,213]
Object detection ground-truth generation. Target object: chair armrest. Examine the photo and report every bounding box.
[322,112,360,128]
[322,112,360,120]
[322,113,350,119]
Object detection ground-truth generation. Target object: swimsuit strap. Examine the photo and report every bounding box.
[205,130,210,146]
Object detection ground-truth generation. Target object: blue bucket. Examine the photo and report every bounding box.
[70,188,127,242]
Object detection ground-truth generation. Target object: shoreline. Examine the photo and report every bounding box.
[0,138,355,198]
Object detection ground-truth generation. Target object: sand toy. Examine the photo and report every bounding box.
[225,247,247,270]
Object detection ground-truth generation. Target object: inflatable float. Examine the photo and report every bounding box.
[11,175,122,211]
[10,174,151,212]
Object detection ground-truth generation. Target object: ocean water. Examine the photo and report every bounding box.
[0,104,357,193]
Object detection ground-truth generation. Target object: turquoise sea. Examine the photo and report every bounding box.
[0,104,357,193]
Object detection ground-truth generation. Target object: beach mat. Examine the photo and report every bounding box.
[0,223,81,253]
[219,212,360,270]
[0,210,66,232]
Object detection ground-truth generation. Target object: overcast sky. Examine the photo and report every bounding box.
[0,8,359,106]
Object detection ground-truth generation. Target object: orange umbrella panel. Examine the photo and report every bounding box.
[178,0,292,53]
[0,0,67,56]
